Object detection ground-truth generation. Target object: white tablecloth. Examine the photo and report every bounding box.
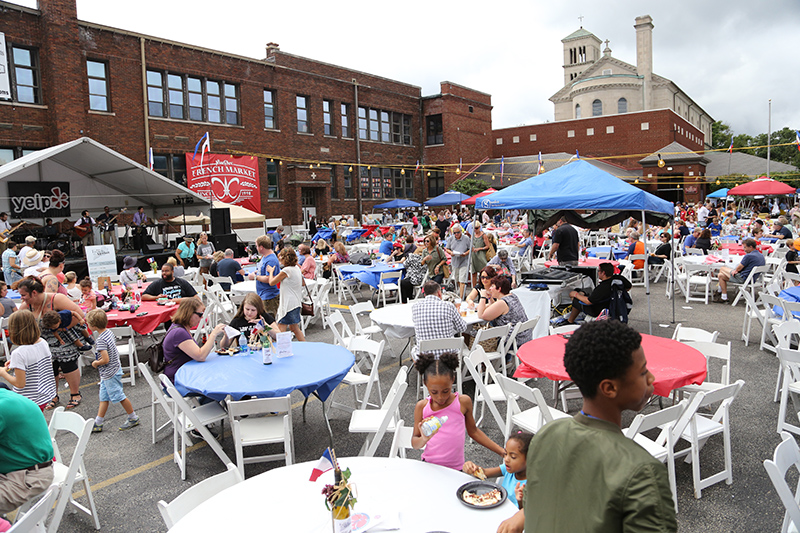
[168,457,517,533]
[144,266,198,282]
[509,288,551,339]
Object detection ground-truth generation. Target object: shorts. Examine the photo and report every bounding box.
[262,296,279,317]
[451,264,469,284]
[730,273,747,284]
[99,371,126,403]
[52,358,79,376]
[278,306,301,325]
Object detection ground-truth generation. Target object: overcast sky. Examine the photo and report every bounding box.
[14,0,800,137]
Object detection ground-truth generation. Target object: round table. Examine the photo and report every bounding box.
[544,258,619,268]
[105,300,178,335]
[514,333,707,398]
[231,278,317,297]
[370,301,484,339]
[109,282,151,297]
[174,341,354,402]
[586,246,628,260]
[166,457,517,533]
[338,263,404,289]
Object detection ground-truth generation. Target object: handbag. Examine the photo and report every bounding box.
[301,280,314,316]
[485,234,497,261]
[464,323,500,352]
[145,337,166,373]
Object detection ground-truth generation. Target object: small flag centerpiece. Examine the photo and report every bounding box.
[315,448,357,533]
[146,257,158,274]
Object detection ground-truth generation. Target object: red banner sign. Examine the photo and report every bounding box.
[185,153,261,213]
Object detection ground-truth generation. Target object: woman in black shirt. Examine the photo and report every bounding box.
[694,229,713,254]
[648,233,672,264]
[220,293,278,348]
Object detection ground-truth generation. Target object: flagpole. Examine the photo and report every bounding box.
[727,135,733,176]
[767,99,772,178]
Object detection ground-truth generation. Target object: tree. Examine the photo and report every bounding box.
[711,121,734,150]
[450,177,486,197]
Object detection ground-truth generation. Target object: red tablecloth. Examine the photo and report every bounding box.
[234,257,254,266]
[109,282,151,297]
[719,242,772,255]
[105,300,178,335]
[544,258,619,268]
[514,334,707,398]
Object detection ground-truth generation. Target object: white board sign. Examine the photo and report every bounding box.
[85,245,117,285]
[0,33,10,100]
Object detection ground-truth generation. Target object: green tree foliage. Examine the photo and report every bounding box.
[711,121,800,168]
[451,177,487,197]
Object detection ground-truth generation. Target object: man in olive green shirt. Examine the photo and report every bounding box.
[498,320,677,533]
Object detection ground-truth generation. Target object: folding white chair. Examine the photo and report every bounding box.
[496,375,569,441]
[681,262,712,304]
[774,321,800,435]
[628,254,648,287]
[201,273,235,293]
[301,279,332,331]
[678,341,731,394]
[0,316,10,362]
[137,362,175,444]
[10,484,60,533]
[107,326,139,386]
[326,310,369,350]
[348,366,408,457]
[204,284,236,323]
[549,323,580,335]
[761,293,791,354]
[672,323,719,343]
[468,324,510,377]
[464,346,507,433]
[623,398,697,513]
[505,316,540,372]
[329,337,385,414]
[157,463,243,529]
[685,247,704,256]
[335,265,360,304]
[45,407,100,533]
[349,300,392,352]
[417,337,466,398]
[226,395,294,479]
[731,264,771,307]
[376,270,402,307]
[763,431,800,533]
[741,290,769,346]
[159,374,232,480]
[388,419,417,459]
[673,380,745,499]
[414,270,429,299]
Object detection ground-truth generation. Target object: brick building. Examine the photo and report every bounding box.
[0,0,492,225]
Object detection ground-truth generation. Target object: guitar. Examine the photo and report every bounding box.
[0,221,26,244]
[99,208,127,232]
[73,219,94,238]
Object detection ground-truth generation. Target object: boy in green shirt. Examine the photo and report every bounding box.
[498,320,677,533]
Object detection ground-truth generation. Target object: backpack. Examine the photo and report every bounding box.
[608,279,633,323]
[145,336,166,373]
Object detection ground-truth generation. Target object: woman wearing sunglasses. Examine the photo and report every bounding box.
[464,265,498,309]
[162,298,225,384]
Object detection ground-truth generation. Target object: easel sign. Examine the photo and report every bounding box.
[86,245,117,286]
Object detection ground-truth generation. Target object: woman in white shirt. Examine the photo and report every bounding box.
[265,247,305,341]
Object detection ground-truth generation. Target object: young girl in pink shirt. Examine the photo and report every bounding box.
[411,351,505,469]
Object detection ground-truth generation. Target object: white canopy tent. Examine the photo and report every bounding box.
[168,201,265,226]
[0,137,211,222]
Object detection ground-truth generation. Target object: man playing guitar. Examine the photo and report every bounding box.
[73,210,96,250]
[96,206,123,249]
[0,212,11,253]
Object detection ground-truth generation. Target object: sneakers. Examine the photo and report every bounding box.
[119,417,140,431]
[92,423,103,433]
[78,344,94,352]
[85,336,95,346]
[550,316,567,326]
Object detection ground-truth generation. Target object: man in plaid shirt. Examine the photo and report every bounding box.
[411,280,467,358]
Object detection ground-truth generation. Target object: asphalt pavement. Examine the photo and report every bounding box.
[31,281,789,532]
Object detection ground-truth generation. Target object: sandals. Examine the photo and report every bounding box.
[44,396,60,411]
[65,393,82,410]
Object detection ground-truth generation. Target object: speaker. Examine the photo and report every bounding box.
[210,208,232,235]
[213,233,238,252]
[142,243,164,254]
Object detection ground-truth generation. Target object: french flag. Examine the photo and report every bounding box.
[192,132,211,166]
[537,151,544,175]
[309,448,334,481]
[795,130,800,152]
[728,139,734,154]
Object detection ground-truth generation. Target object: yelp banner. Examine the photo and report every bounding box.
[185,153,261,213]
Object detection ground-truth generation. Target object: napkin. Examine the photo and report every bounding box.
[224,325,241,339]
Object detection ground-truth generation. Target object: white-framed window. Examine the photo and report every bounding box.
[606,125,614,134]
[641,122,650,130]
[496,138,503,145]
[529,134,537,141]
[86,60,110,111]
[567,130,575,138]
[586,128,594,136]
[512,136,519,143]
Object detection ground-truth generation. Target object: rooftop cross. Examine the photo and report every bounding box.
[578,15,584,27]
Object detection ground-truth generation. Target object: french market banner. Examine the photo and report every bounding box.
[185,153,261,213]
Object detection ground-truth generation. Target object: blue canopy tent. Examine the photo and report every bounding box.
[707,188,729,198]
[475,160,675,332]
[424,190,470,206]
[373,199,421,209]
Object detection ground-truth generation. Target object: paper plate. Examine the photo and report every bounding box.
[456,480,507,509]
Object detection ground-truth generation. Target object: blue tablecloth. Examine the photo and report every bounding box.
[7,289,19,300]
[586,246,628,260]
[311,229,335,242]
[346,228,368,242]
[174,342,354,401]
[338,263,404,288]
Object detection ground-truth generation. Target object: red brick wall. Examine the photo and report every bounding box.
[492,109,704,169]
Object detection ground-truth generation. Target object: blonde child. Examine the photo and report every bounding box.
[463,432,533,508]
[41,309,95,351]
[79,277,97,311]
[86,309,139,432]
[0,310,57,411]
[412,351,505,469]
[64,271,81,302]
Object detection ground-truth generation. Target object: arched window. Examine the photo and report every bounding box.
[592,99,602,116]
[575,104,581,119]
[618,98,628,114]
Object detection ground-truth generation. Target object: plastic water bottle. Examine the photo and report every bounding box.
[421,415,448,437]
[238,332,248,350]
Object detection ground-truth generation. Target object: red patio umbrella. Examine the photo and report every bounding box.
[728,177,796,196]
[461,188,498,205]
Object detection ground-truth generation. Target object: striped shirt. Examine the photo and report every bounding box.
[9,339,57,406]
[95,329,121,381]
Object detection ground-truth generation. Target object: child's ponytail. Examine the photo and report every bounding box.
[415,351,459,384]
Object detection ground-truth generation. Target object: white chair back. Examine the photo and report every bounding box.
[463,346,507,433]
[672,323,719,343]
[157,464,243,529]
[764,432,800,533]
[137,362,175,444]
[9,484,60,533]
[496,375,568,440]
[388,419,417,459]
[226,395,294,478]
